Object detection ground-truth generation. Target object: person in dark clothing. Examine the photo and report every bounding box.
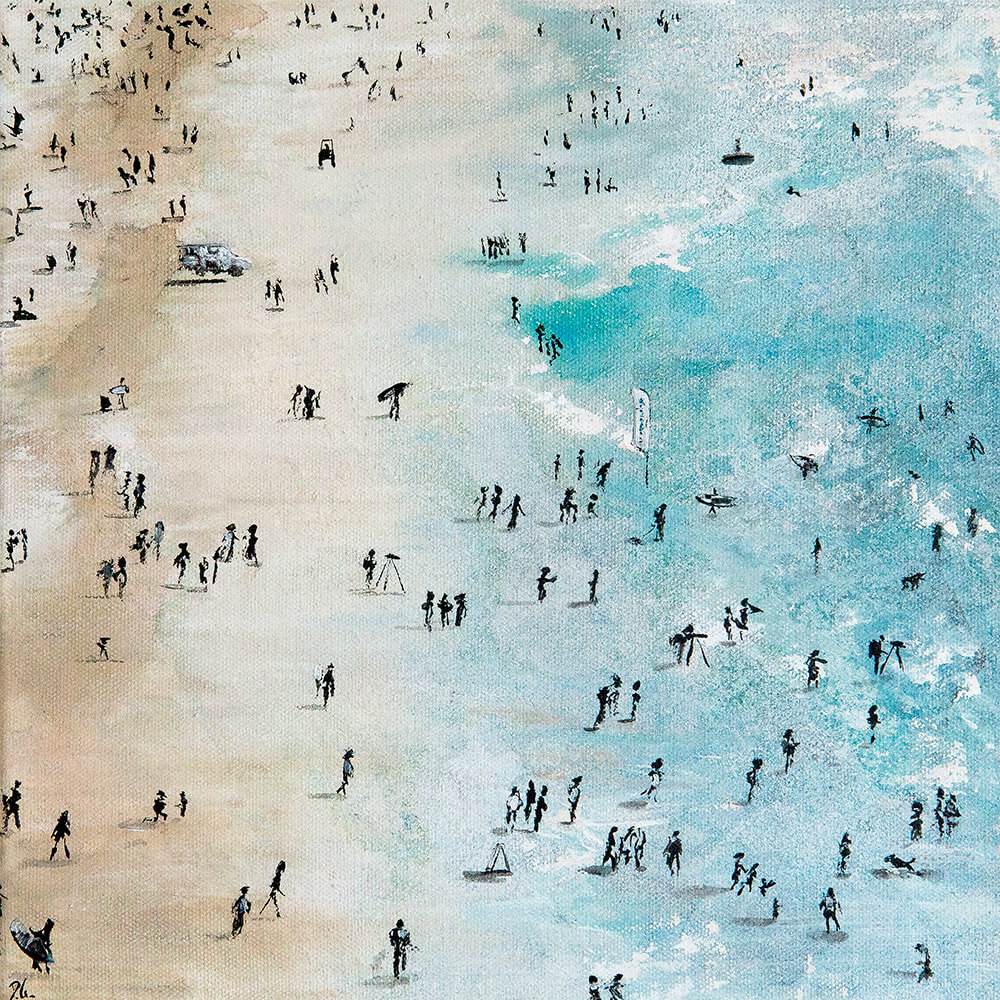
[389,919,412,979]
[567,776,582,823]
[260,861,286,917]
[533,785,548,831]
[49,810,71,860]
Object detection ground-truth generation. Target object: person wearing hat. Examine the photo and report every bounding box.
[151,790,168,823]
[231,886,251,937]
[336,749,354,796]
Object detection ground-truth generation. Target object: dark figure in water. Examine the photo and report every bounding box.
[505,494,525,530]
[567,776,582,823]
[627,680,641,720]
[730,852,746,889]
[910,801,923,841]
[820,887,841,933]
[931,523,944,552]
[177,791,188,817]
[602,826,619,867]
[934,788,945,838]
[454,593,467,626]
[663,831,682,875]
[916,944,932,983]
[806,649,826,688]
[837,832,852,875]
[49,810,71,860]
[588,568,599,603]
[781,729,799,772]
[174,542,191,583]
[944,794,960,837]
[533,785,548,831]
[537,566,556,601]
[593,685,610,729]
[746,759,763,803]
[868,704,880,743]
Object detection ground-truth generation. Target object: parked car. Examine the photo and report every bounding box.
[177,243,251,277]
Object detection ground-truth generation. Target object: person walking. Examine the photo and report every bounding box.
[336,749,354,796]
[260,861,286,917]
[231,886,251,937]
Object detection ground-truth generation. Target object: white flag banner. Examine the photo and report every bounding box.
[631,387,650,454]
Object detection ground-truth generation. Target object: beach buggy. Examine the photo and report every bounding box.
[177,243,251,277]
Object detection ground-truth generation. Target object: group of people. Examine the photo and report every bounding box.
[144,789,188,823]
[420,590,467,629]
[5,527,28,571]
[504,780,548,832]
[909,788,961,841]
[591,674,641,729]
[172,522,260,588]
[600,825,647,871]
[289,384,321,419]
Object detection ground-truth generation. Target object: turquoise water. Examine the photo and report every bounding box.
[431,5,1000,997]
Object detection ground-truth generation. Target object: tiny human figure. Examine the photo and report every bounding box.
[567,776,582,823]
[593,685,610,729]
[837,832,852,875]
[771,897,780,921]
[437,592,453,627]
[642,758,663,801]
[533,785,548,831]
[49,810,71,860]
[454,594,467,626]
[243,524,259,566]
[97,559,115,596]
[934,787,945,838]
[820,887,841,933]
[133,473,146,518]
[968,508,979,537]
[2,780,22,832]
[931,523,944,552]
[488,485,503,520]
[652,503,667,541]
[475,486,489,519]
[595,459,612,488]
[174,542,191,583]
[868,635,885,675]
[537,566,556,601]
[511,296,520,323]
[321,664,335,707]
[944,793,960,837]
[607,973,624,1000]
[586,494,599,517]
[88,449,101,491]
[336,749,354,796]
[746,759,763,803]
[559,488,578,523]
[602,826,619,868]
[260,861,286,917]
[231,886,251,937]
[588,568,599,604]
[759,877,776,897]
[505,786,522,831]
[421,591,435,630]
[577,449,585,480]
[589,976,602,1000]
[113,557,128,599]
[505,493,525,530]
[806,649,826,688]
[663,830,682,875]
[389,919,412,979]
[111,376,129,409]
[910,801,924,841]
[150,790,168,823]
[627,680,641,721]
[867,704,880,743]
[967,433,985,462]
[177,791,188,817]
[730,852,746,889]
[737,863,759,895]
[363,549,377,587]
[97,637,111,660]
[25,918,54,973]
[915,944,932,983]
[523,781,537,824]
[781,729,799,772]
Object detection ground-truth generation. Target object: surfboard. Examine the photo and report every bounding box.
[10,919,53,967]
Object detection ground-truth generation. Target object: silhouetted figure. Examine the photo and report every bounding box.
[336,749,354,796]
[781,729,799,772]
[910,801,923,841]
[820,887,840,933]
[537,566,556,601]
[837,832,851,875]
[746,759,763,803]
[49,810,71,860]
[806,649,826,687]
[389,919,412,979]
[567,776,582,823]
[868,704,879,743]
[231,887,251,936]
[663,831,682,875]
[533,785,547,831]
[260,861,286,917]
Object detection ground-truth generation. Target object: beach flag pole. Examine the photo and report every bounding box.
[631,387,650,488]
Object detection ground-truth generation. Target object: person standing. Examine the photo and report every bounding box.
[389,919,412,979]
[533,785,548,832]
[336,749,354,796]
[567,776,582,824]
[820,887,841,933]
[2,780,22,832]
[231,886,251,937]
[260,861,286,917]
[663,831,682,875]
[321,664,335,708]
[505,786,522,831]
[49,810,71,860]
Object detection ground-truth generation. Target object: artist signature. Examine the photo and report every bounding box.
[9,979,35,1000]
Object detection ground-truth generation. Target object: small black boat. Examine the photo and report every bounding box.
[722,139,754,165]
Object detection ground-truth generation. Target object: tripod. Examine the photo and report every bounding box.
[375,554,405,593]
